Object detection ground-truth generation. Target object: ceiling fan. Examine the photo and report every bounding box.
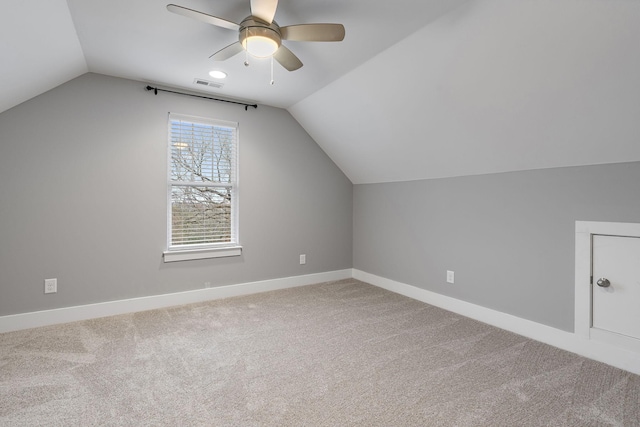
[167,0,345,71]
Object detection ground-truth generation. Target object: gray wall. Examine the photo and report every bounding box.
[353,162,640,331]
[0,73,353,316]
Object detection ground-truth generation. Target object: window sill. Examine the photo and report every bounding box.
[163,246,242,263]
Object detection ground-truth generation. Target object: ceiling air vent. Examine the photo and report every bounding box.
[193,78,224,89]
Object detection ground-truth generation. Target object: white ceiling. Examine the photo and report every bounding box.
[67,0,466,108]
[2,0,640,184]
[0,0,87,114]
[292,0,640,183]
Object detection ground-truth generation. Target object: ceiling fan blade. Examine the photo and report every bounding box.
[167,4,240,31]
[250,0,278,24]
[273,45,303,71]
[210,42,244,61]
[280,24,345,42]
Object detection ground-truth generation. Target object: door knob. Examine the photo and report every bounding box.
[596,278,611,288]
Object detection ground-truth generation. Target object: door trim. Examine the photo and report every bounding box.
[575,221,640,352]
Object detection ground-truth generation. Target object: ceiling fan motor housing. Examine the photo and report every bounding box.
[239,17,282,57]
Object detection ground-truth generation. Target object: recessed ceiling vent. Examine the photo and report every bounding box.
[193,78,224,89]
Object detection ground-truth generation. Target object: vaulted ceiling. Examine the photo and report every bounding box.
[3,0,640,184]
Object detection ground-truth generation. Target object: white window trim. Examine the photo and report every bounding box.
[165,113,241,262]
[163,246,242,263]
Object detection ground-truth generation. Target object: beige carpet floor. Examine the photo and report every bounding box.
[1,279,639,426]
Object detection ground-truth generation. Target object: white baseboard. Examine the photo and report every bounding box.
[0,269,353,334]
[4,267,638,376]
[353,269,640,376]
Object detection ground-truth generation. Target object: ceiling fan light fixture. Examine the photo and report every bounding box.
[244,36,279,57]
[240,27,280,58]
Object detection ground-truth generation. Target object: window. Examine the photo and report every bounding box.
[164,113,240,262]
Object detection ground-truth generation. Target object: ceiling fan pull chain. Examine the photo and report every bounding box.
[244,28,250,67]
[270,56,275,85]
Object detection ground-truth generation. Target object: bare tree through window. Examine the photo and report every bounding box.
[168,116,237,248]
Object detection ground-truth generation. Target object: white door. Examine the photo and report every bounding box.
[592,234,640,340]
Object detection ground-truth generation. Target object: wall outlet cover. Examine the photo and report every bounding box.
[446,270,455,284]
[44,278,57,294]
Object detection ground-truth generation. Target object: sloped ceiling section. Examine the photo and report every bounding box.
[0,0,87,113]
[64,0,469,109]
[290,0,640,184]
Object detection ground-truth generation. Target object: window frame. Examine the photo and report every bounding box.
[163,113,241,263]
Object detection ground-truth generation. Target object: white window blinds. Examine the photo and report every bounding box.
[168,113,238,249]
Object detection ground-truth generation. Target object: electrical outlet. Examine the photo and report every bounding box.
[44,278,57,294]
[299,254,306,265]
[446,270,455,284]
[204,281,212,288]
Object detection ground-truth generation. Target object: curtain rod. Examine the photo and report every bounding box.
[145,85,258,110]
